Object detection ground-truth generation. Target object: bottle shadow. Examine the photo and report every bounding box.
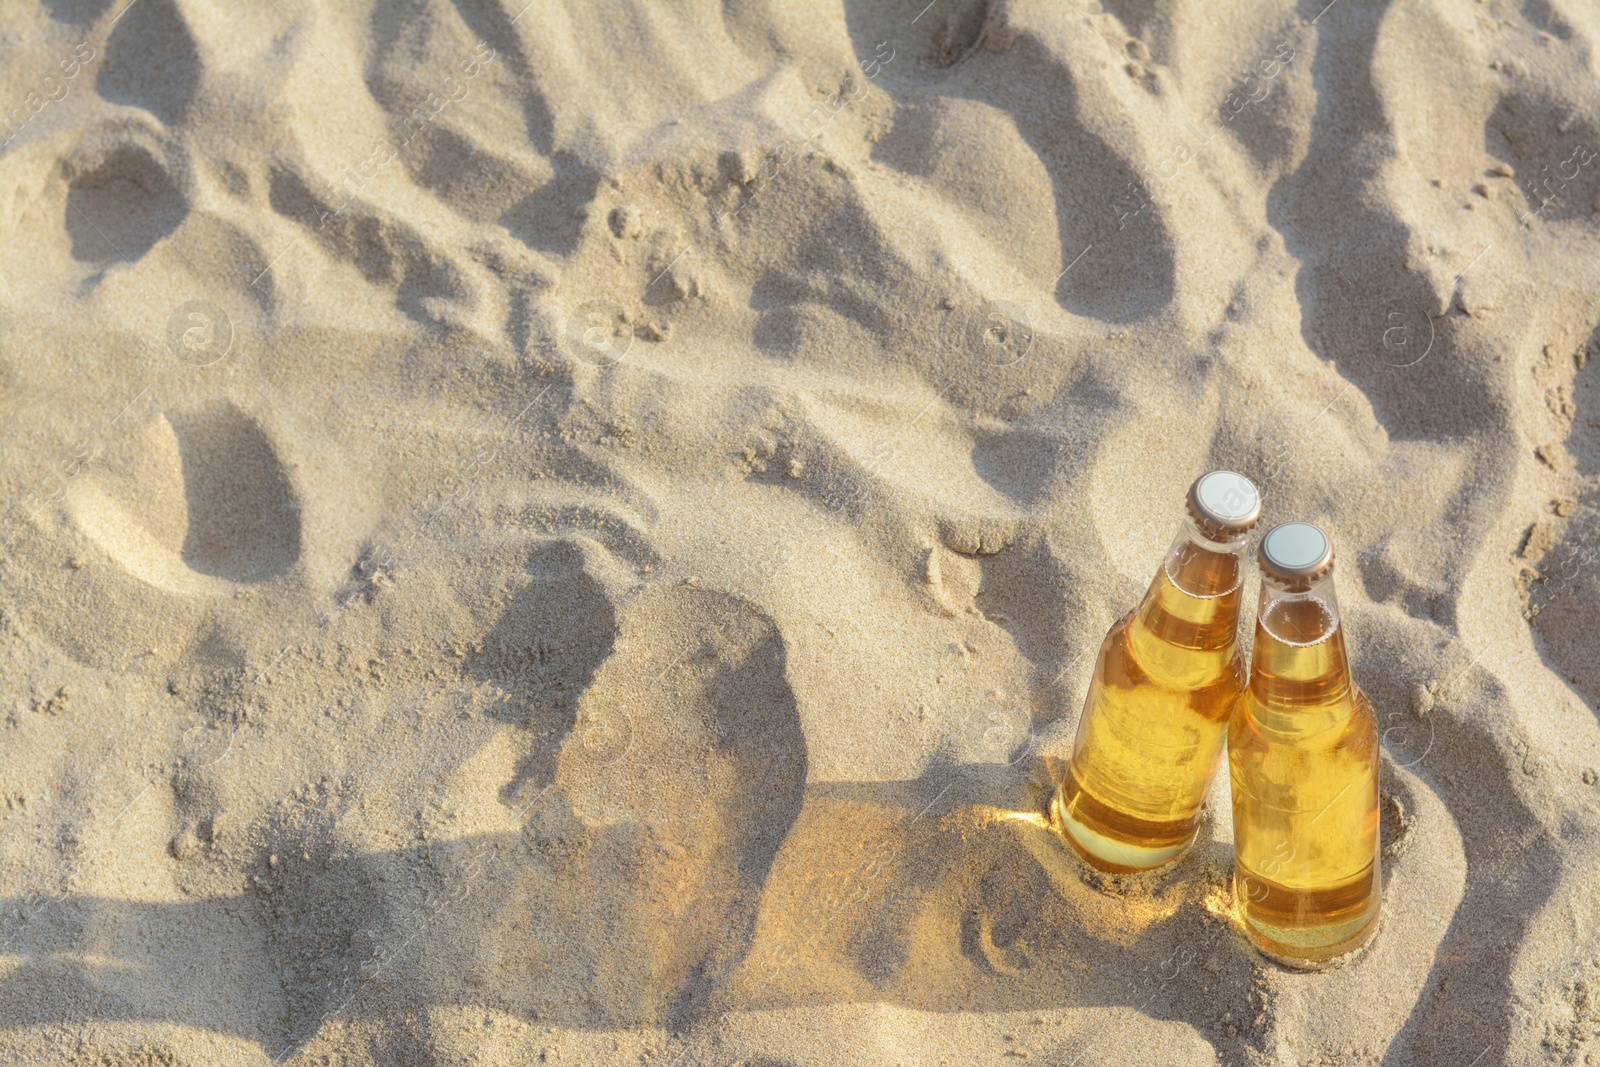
[0,762,1252,1058]
[0,749,1474,1065]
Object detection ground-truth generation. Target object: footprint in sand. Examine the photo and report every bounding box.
[62,142,187,264]
[12,400,305,671]
[69,400,300,591]
[410,580,809,1029]
[95,0,201,127]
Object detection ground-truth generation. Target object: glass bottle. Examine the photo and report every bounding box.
[1050,471,1261,872]
[1229,521,1381,965]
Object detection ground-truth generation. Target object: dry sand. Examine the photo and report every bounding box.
[1,0,1598,1064]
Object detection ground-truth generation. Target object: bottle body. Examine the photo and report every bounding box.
[1052,519,1248,872]
[1229,577,1381,965]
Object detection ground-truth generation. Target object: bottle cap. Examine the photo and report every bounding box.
[1259,521,1335,583]
[1186,470,1262,539]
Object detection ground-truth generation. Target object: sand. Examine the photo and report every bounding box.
[0,0,1598,1063]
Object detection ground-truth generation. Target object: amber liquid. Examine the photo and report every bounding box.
[1229,597,1380,965]
[1052,540,1246,872]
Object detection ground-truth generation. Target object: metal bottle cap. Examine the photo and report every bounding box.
[1259,521,1335,583]
[1186,470,1262,539]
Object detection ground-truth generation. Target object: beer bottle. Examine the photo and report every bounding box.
[1051,471,1261,871]
[1229,521,1381,965]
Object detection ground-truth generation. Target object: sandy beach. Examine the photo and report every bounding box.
[2,1,1599,1064]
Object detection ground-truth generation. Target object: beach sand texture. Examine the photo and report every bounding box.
[2,1,1599,1064]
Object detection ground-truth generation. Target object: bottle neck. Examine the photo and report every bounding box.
[1129,516,1249,672]
[1247,569,1356,733]
[1256,569,1342,646]
[1158,515,1249,600]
